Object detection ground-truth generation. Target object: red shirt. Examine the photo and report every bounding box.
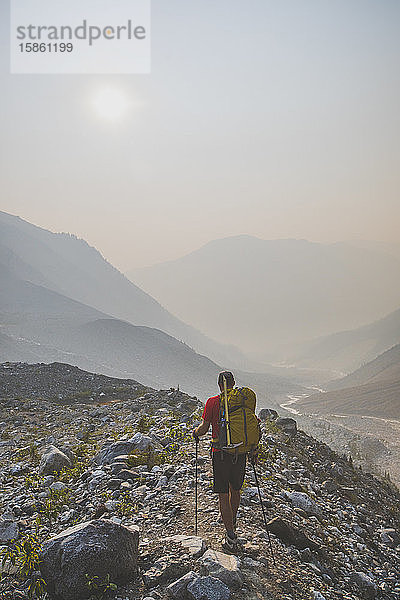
[202,394,221,442]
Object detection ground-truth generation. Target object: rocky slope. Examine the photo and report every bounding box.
[0,363,399,600]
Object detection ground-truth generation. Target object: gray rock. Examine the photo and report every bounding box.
[40,519,139,600]
[60,509,75,524]
[50,481,67,492]
[0,519,18,542]
[110,462,130,475]
[10,463,28,476]
[199,549,242,590]
[321,480,337,494]
[155,476,168,489]
[276,417,297,436]
[142,556,182,587]
[379,528,399,548]
[166,535,207,558]
[39,445,72,475]
[258,408,278,421]
[267,517,321,552]
[107,479,123,490]
[167,571,200,599]
[117,469,141,482]
[94,434,154,465]
[187,575,230,600]
[349,571,377,599]
[286,491,320,516]
[59,446,76,463]
[313,592,327,600]
[128,432,154,451]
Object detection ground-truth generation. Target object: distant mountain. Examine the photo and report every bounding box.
[344,239,400,261]
[327,344,400,390]
[298,345,400,419]
[292,307,400,374]
[0,263,219,397]
[127,236,400,359]
[0,260,302,401]
[0,211,248,369]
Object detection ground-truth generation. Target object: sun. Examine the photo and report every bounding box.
[92,88,130,121]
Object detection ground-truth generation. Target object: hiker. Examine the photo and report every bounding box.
[193,371,260,552]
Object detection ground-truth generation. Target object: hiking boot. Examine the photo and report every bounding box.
[222,531,238,553]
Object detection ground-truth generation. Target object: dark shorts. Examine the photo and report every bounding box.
[212,452,246,494]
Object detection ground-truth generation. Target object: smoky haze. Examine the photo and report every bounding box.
[0,0,399,272]
[129,236,400,358]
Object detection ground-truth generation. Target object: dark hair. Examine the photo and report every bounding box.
[218,371,235,389]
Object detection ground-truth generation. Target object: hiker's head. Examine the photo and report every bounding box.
[218,371,235,391]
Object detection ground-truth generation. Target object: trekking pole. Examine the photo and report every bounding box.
[251,455,276,566]
[195,436,199,535]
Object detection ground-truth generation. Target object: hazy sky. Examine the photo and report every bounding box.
[1,0,399,271]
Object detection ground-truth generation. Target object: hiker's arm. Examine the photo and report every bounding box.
[193,420,211,438]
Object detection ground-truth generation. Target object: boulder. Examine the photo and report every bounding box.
[167,571,200,599]
[39,445,72,475]
[50,481,67,492]
[379,528,399,548]
[0,518,18,542]
[117,469,141,482]
[94,434,154,465]
[187,575,230,600]
[258,408,278,421]
[142,556,183,588]
[166,535,207,558]
[267,517,321,553]
[275,417,297,436]
[286,491,320,516]
[199,549,242,590]
[321,480,337,494]
[349,571,377,599]
[40,519,139,600]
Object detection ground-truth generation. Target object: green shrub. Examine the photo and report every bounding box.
[117,492,137,518]
[39,489,72,526]
[85,573,117,600]
[0,531,47,599]
[137,415,155,434]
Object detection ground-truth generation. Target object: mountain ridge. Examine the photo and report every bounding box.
[0,211,249,370]
[127,235,400,359]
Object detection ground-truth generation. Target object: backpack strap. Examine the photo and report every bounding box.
[238,388,249,446]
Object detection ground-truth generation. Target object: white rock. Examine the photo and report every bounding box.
[0,519,18,542]
[286,491,320,516]
[50,482,67,492]
[200,549,242,590]
[166,535,207,558]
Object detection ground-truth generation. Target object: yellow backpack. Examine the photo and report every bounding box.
[214,387,261,455]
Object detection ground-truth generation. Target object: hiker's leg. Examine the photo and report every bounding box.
[219,492,234,533]
[229,485,241,522]
[228,454,246,525]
